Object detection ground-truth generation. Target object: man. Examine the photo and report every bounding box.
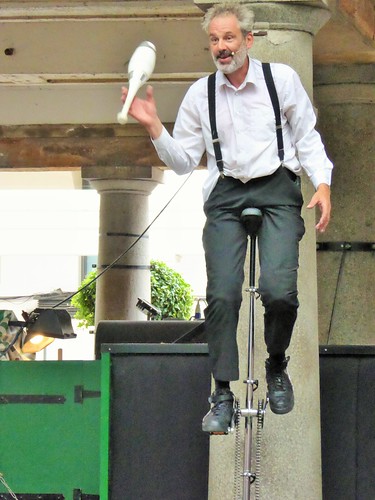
[121,2,332,433]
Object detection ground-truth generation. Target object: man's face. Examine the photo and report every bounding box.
[208,14,253,74]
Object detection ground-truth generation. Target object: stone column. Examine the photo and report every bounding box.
[82,166,163,323]
[313,64,375,345]
[194,2,331,499]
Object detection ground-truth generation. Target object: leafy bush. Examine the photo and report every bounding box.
[150,260,194,320]
[71,270,97,328]
[72,261,194,327]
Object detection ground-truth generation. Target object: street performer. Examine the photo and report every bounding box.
[121,2,333,433]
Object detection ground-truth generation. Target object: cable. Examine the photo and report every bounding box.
[0,295,37,304]
[326,248,347,344]
[52,170,195,309]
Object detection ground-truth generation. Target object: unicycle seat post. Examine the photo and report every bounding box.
[240,208,262,395]
[240,207,263,500]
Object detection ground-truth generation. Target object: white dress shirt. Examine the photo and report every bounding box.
[153,57,333,202]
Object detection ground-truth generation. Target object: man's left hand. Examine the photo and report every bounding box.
[307,183,331,233]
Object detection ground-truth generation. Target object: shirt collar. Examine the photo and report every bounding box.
[216,56,259,90]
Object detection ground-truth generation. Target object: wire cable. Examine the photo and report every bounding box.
[52,170,195,309]
[326,248,347,344]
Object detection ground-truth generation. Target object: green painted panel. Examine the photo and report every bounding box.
[0,360,101,497]
[99,353,111,500]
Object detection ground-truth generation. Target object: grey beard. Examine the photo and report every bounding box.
[213,43,248,74]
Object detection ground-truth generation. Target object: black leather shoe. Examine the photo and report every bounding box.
[202,388,235,434]
[265,356,294,415]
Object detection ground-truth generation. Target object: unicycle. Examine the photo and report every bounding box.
[236,207,268,500]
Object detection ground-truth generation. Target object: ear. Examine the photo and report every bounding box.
[246,32,254,49]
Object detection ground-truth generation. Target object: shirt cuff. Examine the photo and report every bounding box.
[151,126,171,149]
[310,168,332,190]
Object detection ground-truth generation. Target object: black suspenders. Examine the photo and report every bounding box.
[207,72,224,177]
[262,62,284,163]
[207,62,284,176]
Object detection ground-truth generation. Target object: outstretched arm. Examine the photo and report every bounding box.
[307,183,331,233]
[121,85,163,139]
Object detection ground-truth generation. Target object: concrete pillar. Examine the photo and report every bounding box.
[81,166,163,323]
[313,64,375,345]
[194,2,331,499]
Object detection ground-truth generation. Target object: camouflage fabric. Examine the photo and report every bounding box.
[0,310,22,360]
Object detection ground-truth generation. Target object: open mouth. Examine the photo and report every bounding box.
[217,50,233,62]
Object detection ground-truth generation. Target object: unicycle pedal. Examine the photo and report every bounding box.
[209,402,239,435]
[209,397,240,435]
[229,397,240,433]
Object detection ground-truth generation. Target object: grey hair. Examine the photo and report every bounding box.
[201,2,255,35]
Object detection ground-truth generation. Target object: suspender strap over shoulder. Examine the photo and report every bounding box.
[207,72,225,178]
[207,64,285,176]
[262,62,284,162]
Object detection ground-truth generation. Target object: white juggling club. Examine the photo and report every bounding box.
[117,41,156,125]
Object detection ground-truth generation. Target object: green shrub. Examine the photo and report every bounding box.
[150,260,194,320]
[71,270,97,328]
[72,261,194,327]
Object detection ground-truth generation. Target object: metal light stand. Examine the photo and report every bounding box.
[239,208,268,500]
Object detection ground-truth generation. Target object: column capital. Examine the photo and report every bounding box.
[195,0,331,35]
[82,165,164,195]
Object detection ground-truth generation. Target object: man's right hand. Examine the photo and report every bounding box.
[307,183,331,233]
[121,85,163,139]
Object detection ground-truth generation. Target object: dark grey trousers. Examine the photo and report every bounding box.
[202,167,305,381]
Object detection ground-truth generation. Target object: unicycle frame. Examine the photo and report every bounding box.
[239,209,267,500]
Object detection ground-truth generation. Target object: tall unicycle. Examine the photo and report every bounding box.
[237,208,268,500]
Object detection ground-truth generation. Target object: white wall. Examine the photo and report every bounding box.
[149,169,207,297]
[0,169,208,360]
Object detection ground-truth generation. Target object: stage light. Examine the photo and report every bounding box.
[21,308,76,354]
[0,308,76,359]
[22,332,55,354]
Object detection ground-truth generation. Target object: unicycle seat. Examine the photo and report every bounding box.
[240,208,262,236]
